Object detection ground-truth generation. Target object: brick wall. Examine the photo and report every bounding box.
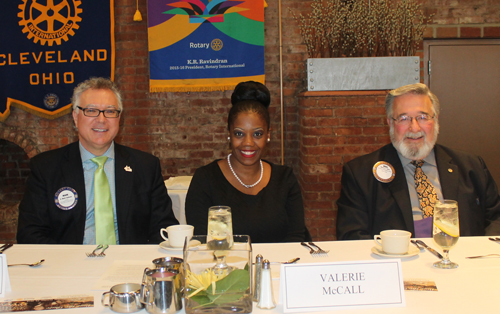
[299,91,390,240]
[1,0,499,242]
[0,140,29,242]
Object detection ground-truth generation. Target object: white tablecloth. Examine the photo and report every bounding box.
[2,237,500,313]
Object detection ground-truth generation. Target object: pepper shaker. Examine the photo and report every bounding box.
[253,254,263,302]
[257,259,276,309]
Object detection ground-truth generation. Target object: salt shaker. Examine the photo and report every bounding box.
[257,259,276,309]
[253,254,263,302]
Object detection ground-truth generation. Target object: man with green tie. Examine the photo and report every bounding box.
[17,77,178,244]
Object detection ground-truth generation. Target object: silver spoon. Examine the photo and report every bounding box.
[8,259,45,267]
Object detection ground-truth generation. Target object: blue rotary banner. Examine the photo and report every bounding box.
[148,0,265,92]
[0,0,115,122]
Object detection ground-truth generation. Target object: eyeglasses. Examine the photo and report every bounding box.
[77,106,121,118]
[392,114,435,126]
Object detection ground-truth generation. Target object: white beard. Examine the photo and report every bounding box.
[390,123,439,160]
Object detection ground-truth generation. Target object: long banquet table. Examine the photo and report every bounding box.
[2,236,500,313]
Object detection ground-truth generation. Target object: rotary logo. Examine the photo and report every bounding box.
[211,39,223,51]
[18,0,82,46]
[43,93,59,109]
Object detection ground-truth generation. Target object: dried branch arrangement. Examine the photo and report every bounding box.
[291,0,432,58]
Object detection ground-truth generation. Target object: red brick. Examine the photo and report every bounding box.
[339,118,354,126]
[304,164,333,174]
[318,118,340,126]
[334,145,363,155]
[317,97,348,107]
[299,98,318,108]
[460,27,481,38]
[301,137,318,146]
[301,117,318,127]
[363,107,386,116]
[300,174,319,183]
[334,128,363,136]
[334,108,363,117]
[318,136,347,145]
[319,210,336,219]
[484,27,500,38]
[302,146,334,156]
[347,97,378,107]
[423,26,434,39]
[302,192,320,201]
[301,182,333,192]
[301,108,333,117]
[436,27,459,38]
[363,126,389,135]
[301,127,334,136]
[317,156,342,164]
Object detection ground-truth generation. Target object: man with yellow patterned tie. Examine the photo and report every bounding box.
[17,78,178,244]
[337,83,500,239]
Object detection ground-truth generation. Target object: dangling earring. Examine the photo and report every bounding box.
[227,137,230,141]
[267,138,270,142]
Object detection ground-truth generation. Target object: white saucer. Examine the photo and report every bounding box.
[160,239,201,251]
[371,245,420,258]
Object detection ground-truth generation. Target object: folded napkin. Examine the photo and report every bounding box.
[164,176,193,190]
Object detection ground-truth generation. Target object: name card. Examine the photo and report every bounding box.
[279,259,405,313]
[0,254,12,297]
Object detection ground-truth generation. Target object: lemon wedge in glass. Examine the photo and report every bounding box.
[434,220,459,238]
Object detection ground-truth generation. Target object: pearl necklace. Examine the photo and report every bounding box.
[227,153,263,188]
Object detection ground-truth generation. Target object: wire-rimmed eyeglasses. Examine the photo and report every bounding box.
[392,114,435,126]
[77,106,121,118]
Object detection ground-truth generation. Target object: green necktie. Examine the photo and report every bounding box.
[91,156,116,245]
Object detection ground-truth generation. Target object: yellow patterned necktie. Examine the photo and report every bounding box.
[412,160,438,218]
[91,156,116,245]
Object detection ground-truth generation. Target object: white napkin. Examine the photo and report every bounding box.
[0,254,12,297]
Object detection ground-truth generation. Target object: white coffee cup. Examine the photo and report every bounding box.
[374,229,411,254]
[160,225,194,248]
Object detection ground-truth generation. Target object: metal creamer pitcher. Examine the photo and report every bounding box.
[140,268,182,314]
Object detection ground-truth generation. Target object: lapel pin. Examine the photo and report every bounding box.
[448,168,453,173]
[54,187,78,210]
[373,161,395,183]
[124,166,132,172]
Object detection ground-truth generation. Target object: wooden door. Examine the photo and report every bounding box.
[424,39,500,184]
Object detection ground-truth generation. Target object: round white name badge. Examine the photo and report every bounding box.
[372,161,395,183]
[54,187,78,210]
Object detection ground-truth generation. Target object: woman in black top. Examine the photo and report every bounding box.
[185,81,309,243]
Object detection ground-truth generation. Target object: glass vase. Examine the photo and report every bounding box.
[183,235,252,314]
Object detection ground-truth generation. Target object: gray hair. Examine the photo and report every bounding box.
[385,83,439,119]
[71,77,123,112]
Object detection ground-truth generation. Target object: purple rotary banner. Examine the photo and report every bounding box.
[0,0,115,122]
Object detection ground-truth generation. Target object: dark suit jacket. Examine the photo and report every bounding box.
[17,142,178,244]
[336,144,500,240]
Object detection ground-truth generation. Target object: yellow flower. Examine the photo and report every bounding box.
[185,269,229,298]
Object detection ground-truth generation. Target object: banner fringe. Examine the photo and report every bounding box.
[11,102,72,120]
[150,85,237,93]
